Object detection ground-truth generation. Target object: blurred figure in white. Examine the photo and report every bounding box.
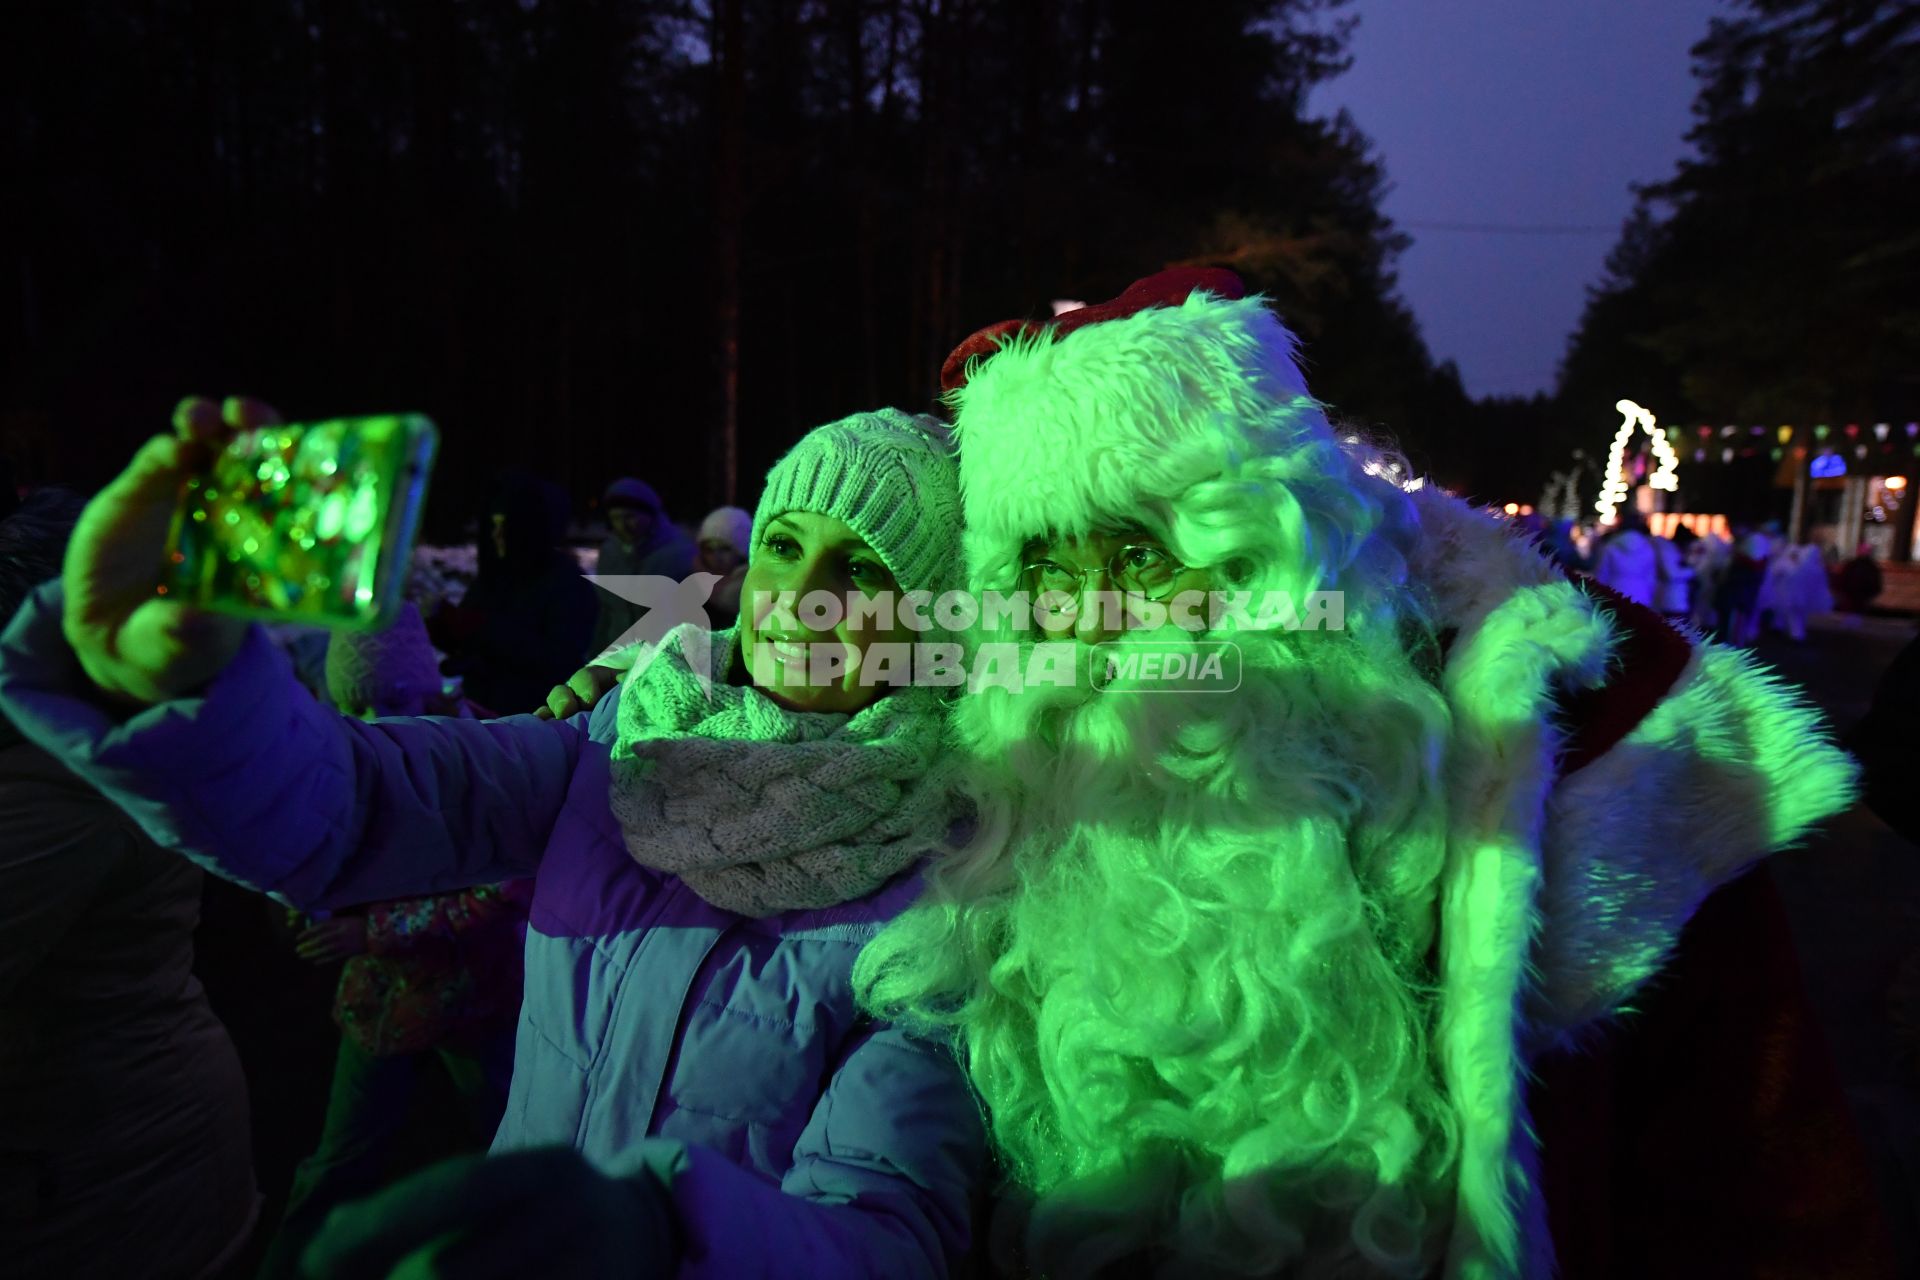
[1652,528,1695,625]
[1591,507,1659,607]
[1764,540,1836,642]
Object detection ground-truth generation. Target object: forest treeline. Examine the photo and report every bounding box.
[4,1,1910,531]
[0,0,1493,532]
[1557,0,1918,500]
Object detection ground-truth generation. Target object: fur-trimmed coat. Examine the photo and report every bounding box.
[1409,486,1860,1278]
[1530,868,1891,1278]
[942,271,1864,1278]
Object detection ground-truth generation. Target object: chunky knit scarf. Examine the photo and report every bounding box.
[607,624,959,917]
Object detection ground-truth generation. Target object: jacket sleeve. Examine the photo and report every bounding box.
[616,1021,985,1280]
[0,582,586,910]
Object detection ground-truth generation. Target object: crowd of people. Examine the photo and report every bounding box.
[1518,507,1888,647]
[0,268,1894,1278]
[415,475,753,720]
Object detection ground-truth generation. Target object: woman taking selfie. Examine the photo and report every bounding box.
[0,397,981,1279]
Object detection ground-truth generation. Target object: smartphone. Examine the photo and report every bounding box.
[160,414,438,631]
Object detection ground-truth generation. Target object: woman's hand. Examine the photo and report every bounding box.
[534,663,623,720]
[295,917,369,964]
[62,396,279,707]
[301,1147,676,1279]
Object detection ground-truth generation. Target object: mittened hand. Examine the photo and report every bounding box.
[300,1147,678,1280]
[62,396,278,707]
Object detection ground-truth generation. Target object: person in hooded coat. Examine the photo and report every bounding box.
[589,477,697,657]
[435,471,597,715]
[1762,540,1836,642]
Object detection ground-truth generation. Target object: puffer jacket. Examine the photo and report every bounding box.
[0,583,984,1280]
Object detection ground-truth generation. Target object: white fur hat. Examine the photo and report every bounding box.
[942,268,1329,580]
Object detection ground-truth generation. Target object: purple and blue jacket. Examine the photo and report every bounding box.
[0,584,985,1279]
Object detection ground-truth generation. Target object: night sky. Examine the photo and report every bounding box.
[1312,0,1725,399]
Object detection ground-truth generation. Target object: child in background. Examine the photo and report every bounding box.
[259,604,532,1278]
[1686,529,1733,632]
[1652,530,1696,625]
[1723,524,1774,645]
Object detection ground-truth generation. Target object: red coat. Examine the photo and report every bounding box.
[1530,581,1891,1277]
[1532,869,1892,1278]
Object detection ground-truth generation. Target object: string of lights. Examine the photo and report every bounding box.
[1595,399,1680,523]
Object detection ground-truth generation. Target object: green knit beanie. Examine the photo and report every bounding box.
[751,409,962,598]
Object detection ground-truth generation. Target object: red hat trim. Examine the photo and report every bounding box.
[939,267,1247,395]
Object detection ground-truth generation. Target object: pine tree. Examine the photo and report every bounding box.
[1560,1,1920,426]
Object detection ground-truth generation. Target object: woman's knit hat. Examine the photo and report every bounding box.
[751,409,962,598]
[697,506,754,556]
[325,601,443,715]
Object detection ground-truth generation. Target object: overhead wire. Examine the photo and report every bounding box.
[1400,220,1618,236]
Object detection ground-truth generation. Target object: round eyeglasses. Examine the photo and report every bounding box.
[1021,543,1186,608]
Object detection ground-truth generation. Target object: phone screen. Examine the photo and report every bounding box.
[160,414,438,630]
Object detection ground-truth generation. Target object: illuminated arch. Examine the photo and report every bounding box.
[1595,398,1680,523]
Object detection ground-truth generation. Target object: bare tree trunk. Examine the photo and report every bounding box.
[555,307,575,491]
[319,0,353,349]
[908,0,947,396]
[416,0,465,428]
[845,0,877,406]
[711,0,745,506]
[1067,0,1101,283]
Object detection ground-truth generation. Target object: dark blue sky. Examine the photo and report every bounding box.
[1310,0,1725,400]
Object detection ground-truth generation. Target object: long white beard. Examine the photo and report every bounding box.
[977,629,1363,862]
[946,631,1457,1279]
